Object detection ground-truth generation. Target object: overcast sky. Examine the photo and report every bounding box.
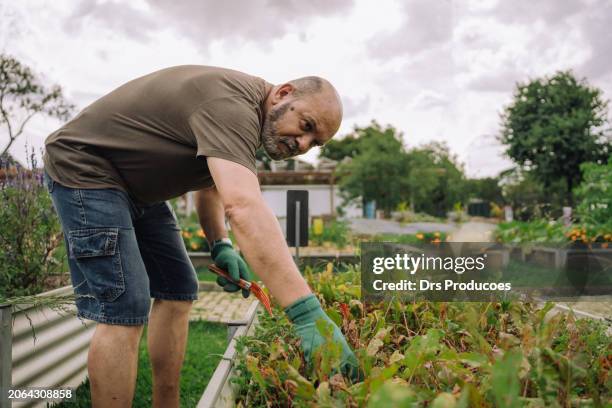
[1,0,611,177]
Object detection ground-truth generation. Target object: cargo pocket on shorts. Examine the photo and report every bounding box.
[68,227,126,302]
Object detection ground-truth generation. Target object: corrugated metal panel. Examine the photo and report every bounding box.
[8,286,96,408]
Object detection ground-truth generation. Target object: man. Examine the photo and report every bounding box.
[42,65,359,408]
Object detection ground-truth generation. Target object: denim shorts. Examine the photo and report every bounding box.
[43,170,199,326]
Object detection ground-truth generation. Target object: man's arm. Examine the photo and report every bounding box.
[194,185,227,247]
[206,157,311,307]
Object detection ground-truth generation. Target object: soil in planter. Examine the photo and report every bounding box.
[49,320,227,407]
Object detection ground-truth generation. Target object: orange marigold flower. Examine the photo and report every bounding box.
[197,229,205,238]
[190,242,198,249]
[416,233,424,240]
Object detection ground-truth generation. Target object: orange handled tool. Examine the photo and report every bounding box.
[208,264,273,316]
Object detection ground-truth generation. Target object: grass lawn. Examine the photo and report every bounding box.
[49,320,227,407]
[196,266,218,282]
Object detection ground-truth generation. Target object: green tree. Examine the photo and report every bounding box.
[499,70,611,206]
[319,120,385,161]
[336,123,410,217]
[332,125,468,218]
[405,142,466,217]
[1,54,74,156]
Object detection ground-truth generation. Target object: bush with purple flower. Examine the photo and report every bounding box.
[0,147,67,301]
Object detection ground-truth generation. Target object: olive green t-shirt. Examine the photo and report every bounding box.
[43,65,270,206]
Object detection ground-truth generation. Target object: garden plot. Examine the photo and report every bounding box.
[201,264,611,408]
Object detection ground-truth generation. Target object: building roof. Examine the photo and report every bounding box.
[258,171,335,185]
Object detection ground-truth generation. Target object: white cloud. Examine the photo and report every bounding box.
[1,0,611,178]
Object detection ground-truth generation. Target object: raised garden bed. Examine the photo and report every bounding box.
[196,301,260,408]
[0,286,93,408]
[1,280,242,407]
[507,244,612,271]
[200,265,611,407]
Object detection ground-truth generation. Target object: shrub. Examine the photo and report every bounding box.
[0,151,64,300]
[310,218,351,249]
[494,220,568,244]
[181,221,210,252]
[575,159,612,228]
[495,220,612,245]
[391,210,444,224]
[369,232,447,244]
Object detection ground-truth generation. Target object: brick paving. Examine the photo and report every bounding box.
[190,290,257,323]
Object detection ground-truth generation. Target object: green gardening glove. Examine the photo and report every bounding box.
[211,242,251,298]
[284,293,362,382]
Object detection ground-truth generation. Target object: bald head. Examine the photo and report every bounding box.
[287,76,343,124]
[287,76,342,137]
[261,76,343,160]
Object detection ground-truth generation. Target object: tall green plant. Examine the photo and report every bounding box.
[575,158,612,228]
[405,142,467,217]
[336,122,410,217]
[0,149,64,300]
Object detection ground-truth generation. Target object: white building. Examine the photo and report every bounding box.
[177,166,361,234]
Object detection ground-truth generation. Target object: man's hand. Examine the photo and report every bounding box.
[211,242,251,298]
[285,294,361,381]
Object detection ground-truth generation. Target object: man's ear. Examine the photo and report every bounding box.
[272,83,295,104]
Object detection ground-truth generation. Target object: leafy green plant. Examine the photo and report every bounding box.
[369,232,447,244]
[575,159,612,228]
[495,220,612,245]
[391,207,444,224]
[309,218,351,249]
[494,220,568,244]
[181,221,210,252]
[0,150,65,300]
[232,264,611,407]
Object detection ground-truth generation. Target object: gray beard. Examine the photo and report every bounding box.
[261,103,299,160]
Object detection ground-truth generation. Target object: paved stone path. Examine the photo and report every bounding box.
[347,218,497,242]
[348,218,454,235]
[190,290,257,323]
[448,221,497,242]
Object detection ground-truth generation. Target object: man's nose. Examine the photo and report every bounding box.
[297,135,313,153]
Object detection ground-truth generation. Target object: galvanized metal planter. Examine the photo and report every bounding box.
[0,286,95,408]
[509,245,612,270]
[197,301,260,408]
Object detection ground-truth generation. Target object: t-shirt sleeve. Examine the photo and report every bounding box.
[188,96,261,174]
